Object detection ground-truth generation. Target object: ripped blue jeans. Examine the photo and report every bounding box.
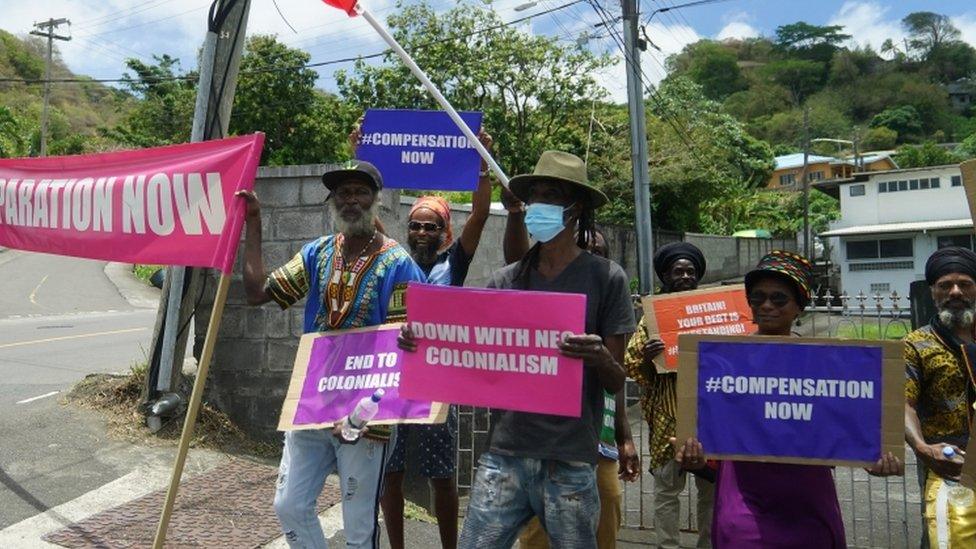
[273,429,392,549]
[459,452,599,549]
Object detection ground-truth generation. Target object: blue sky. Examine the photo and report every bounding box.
[4,1,976,103]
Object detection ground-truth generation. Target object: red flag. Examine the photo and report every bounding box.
[321,0,358,16]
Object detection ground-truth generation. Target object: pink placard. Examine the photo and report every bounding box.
[0,134,264,274]
[400,282,586,417]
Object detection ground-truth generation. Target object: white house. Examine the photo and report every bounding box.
[815,164,969,297]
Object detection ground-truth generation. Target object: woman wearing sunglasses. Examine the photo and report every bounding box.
[673,250,903,548]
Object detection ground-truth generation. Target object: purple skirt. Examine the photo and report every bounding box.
[712,461,846,548]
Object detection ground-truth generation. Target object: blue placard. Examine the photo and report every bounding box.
[355,109,483,191]
[696,341,883,462]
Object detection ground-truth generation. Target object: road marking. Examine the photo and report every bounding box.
[16,391,60,404]
[28,275,50,306]
[0,327,147,350]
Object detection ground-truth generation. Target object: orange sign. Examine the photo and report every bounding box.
[642,285,753,372]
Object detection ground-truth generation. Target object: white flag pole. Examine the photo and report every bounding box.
[355,3,510,188]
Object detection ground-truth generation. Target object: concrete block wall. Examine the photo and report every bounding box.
[195,164,797,442]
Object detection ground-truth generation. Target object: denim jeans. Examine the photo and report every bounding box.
[459,452,600,549]
[273,429,392,549]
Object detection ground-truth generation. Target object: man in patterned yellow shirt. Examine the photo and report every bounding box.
[906,247,976,549]
[624,242,713,549]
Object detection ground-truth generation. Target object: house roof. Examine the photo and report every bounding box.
[774,154,836,170]
[820,219,972,237]
[775,152,896,172]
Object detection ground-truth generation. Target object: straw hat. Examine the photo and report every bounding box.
[509,151,608,209]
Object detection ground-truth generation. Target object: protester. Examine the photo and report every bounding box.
[380,132,495,549]
[623,241,714,549]
[513,227,641,549]
[400,150,636,548]
[905,247,976,548]
[236,161,425,549]
[674,250,903,548]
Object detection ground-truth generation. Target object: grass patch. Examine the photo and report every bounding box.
[835,321,909,340]
[403,500,437,524]
[64,362,281,460]
[133,264,162,284]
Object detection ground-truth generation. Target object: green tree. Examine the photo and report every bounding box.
[762,59,825,104]
[870,105,923,141]
[893,142,960,168]
[231,35,355,165]
[335,1,612,177]
[666,41,747,100]
[104,55,196,147]
[958,133,976,158]
[862,126,898,150]
[775,22,851,50]
[699,187,838,237]
[902,12,961,58]
[723,82,792,121]
[926,41,976,83]
[0,106,29,158]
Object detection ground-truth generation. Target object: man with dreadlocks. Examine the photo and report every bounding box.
[401,150,636,548]
[237,161,425,549]
[624,242,714,549]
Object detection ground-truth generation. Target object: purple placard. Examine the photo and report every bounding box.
[355,109,483,191]
[697,341,883,462]
[293,327,433,425]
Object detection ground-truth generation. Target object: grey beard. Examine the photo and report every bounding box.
[331,202,378,237]
[938,307,976,329]
[411,245,438,265]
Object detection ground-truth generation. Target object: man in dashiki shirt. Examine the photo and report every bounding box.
[237,160,425,549]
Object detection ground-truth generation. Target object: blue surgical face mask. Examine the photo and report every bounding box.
[524,202,574,243]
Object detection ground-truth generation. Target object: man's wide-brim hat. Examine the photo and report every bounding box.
[509,150,609,209]
[321,160,383,193]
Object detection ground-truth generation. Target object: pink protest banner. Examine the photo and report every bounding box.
[278,324,448,431]
[400,282,586,417]
[0,133,264,274]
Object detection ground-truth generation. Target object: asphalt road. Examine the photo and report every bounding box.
[0,249,159,529]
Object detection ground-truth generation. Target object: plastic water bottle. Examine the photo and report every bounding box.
[942,446,974,507]
[341,389,385,442]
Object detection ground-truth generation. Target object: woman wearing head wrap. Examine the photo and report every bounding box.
[673,251,903,548]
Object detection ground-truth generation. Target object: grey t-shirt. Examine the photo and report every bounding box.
[485,251,636,464]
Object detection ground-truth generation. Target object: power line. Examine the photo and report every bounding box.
[0,0,587,85]
[72,0,173,30]
[584,0,711,166]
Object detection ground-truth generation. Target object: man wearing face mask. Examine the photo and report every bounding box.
[399,150,636,548]
[905,246,976,548]
[623,242,714,549]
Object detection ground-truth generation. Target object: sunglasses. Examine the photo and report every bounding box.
[408,221,443,232]
[747,290,793,308]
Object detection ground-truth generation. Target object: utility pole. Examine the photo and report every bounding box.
[30,18,71,157]
[145,0,251,428]
[800,106,811,259]
[621,0,655,295]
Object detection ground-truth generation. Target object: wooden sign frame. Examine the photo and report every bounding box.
[675,333,904,467]
[278,324,449,431]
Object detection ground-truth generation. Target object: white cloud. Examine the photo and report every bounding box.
[827,1,904,54]
[0,0,396,83]
[716,21,759,41]
[953,13,976,48]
